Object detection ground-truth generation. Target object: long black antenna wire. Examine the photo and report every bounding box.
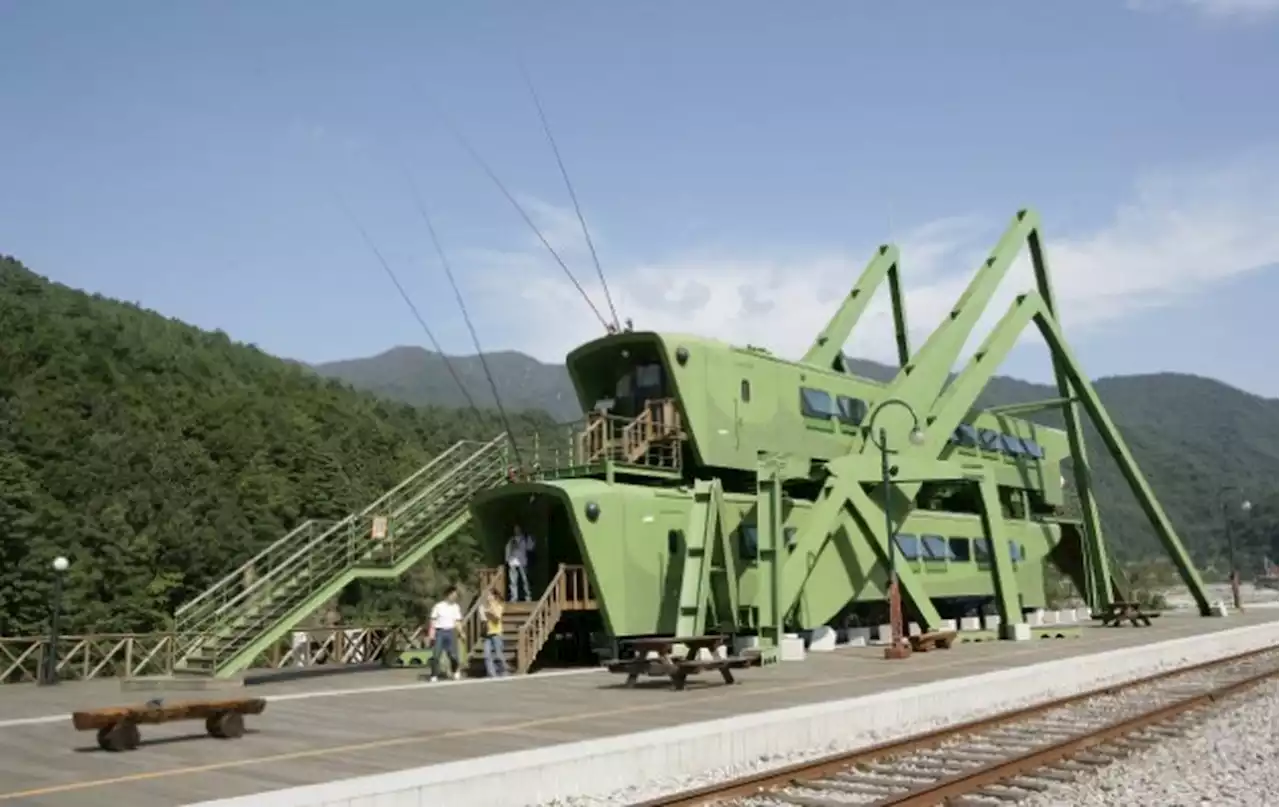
[331,190,486,422]
[519,64,620,332]
[398,163,526,467]
[407,82,611,332]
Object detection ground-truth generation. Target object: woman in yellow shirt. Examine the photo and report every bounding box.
[479,587,508,677]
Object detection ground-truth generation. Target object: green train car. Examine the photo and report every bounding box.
[471,209,1211,648]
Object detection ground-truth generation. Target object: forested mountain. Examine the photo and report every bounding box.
[316,347,1279,572]
[0,256,552,636]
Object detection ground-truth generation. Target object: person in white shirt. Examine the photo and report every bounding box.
[506,524,535,602]
[427,585,463,681]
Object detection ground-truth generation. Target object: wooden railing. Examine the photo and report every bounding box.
[0,624,427,685]
[515,563,595,674]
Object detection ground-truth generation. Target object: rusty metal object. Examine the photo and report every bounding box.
[629,647,1277,806]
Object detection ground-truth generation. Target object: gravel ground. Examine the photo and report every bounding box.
[1023,684,1278,807]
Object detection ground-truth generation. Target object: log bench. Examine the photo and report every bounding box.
[607,635,751,691]
[71,697,266,752]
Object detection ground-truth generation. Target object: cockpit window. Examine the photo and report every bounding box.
[635,363,663,389]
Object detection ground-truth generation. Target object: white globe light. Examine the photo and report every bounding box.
[908,427,926,446]
[1241,500,1253,513]
[52,556,69,572]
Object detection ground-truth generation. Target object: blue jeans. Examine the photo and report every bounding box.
[430,629,458,678]
[483,634,508,677]
[507,564,530,601]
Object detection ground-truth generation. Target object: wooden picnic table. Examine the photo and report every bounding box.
[1092,601,1161,628]
[606,635,751,691]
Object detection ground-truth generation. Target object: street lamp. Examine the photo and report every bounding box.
[867,397,926,661]
[1218,489,1252,612]
[40,556,70,686]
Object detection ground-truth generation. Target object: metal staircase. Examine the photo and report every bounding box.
[173,435,511,678]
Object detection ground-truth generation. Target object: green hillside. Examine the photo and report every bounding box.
[0,256,550,636]
[315,348,1279,573]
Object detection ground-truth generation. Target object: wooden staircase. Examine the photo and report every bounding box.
[461,564,596,676]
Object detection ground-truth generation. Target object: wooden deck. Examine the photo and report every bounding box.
[0,609,1274,807]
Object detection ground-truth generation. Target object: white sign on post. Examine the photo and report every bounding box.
[371,516,388,540]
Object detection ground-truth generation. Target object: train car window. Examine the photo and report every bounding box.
[948,537,972,562]
[953,423,979,447]
[895,533,921,560]
[1000,434,1028,455]
[978,428,1002,451]
[973,537,991,561]
[635,363,663,389]
[921,534,948,561]
[835,395,868,426]
[741,379,751,402]
[1022,438,1045,459]
[799,387,835,418]
[739,524,759,559]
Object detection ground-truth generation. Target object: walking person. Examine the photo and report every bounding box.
[506,524,535,601]
[427,585,462,682]
[479,587,508,678]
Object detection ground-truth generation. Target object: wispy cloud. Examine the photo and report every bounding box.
[465,153,1278,367]
[1127,0,1279,21]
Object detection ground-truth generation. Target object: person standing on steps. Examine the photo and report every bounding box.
[506,524,535,602]
[480,587,508,677]
[427,585,462,682]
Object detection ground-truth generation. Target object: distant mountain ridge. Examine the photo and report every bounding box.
[312,344,1279,567]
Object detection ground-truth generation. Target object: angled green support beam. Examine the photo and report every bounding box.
[845,483,943,630]
[1033,308,1212,615]
[803,245,910,372]
[973,472,1023,625]
[886,209,1042,407]
[984,397,1076,417]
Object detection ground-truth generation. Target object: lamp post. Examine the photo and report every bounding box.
[40,556,69,686]
[867,398,926,661]
[1218,487,1251,612]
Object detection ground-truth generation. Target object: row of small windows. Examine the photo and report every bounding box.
[895,533,1028,564]
[950,423,1045,460]
[795,390,1045,462]
[730,525,1026,565]
[799,387,869,426]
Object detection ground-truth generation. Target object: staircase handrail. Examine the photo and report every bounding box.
[515,563,568,674]
[177,436,507,640]
[175,438,494,622]
[188,444,512,668]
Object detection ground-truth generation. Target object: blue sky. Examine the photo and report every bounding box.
[1,1,1277,396]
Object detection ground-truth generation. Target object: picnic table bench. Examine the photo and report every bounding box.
[71,696,266,752]
[908,630,957,652]
[606,635,751,691]
[1092,601,1161,628]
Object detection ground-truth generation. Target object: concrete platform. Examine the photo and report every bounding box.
[0,609,1275,807]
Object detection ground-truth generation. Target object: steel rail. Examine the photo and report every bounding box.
[630,646,1278,807]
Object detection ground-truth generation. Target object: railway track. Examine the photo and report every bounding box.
[631,647,1279,807]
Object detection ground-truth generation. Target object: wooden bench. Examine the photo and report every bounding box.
[71,697,266,752]
[607,635,751,691]
[1092,601,1161,628]
[908,630,957,652]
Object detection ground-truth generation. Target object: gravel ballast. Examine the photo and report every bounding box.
[541,678,1279,807]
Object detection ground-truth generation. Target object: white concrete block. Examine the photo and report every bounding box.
[959,616,982,632]
[982,615,1002,631]
[938,619,958,633]
[732,635,760,655]
[779,635,805,662]
[875,623,893,643]
[907,622,922,637]
[1001,622,1033,641]
[1027,609,1045,627]
[1212,601,1230,617]
[1041,610,1059,625]
[1076,607,1092,621]
[847,627,872,645]
[808,626,837,652]
[1057,609,1076,624]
